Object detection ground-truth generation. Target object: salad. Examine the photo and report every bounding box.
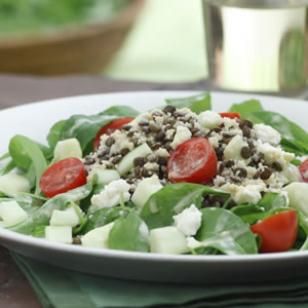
[1,93,308,256]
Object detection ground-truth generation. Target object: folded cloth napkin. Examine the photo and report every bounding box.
[12,253,308,308]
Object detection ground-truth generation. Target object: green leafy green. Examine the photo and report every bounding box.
[229,100,308,155]
[166,93,212,114]
[232,193,289,224]
[196,208,258,255]
[229,99,263,117]
[82,207,130,234]
[140,183,227,229]
[0,160,15,176]
[8,135,47,194]
[47,105,139,154]
[108,211,149,252]
[10,181,93,235]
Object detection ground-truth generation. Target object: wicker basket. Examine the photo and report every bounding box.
[0,0,144,75]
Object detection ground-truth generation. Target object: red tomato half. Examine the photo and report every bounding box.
[93,117,134,149]
[167,137,217,184]
[40,158,87,198]
[299,159,308,182]
[251,210,298,253]
[219,112,241,119]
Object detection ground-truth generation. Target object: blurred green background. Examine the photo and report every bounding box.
[107,0,208,81]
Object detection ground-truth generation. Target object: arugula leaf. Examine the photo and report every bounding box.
[166,93,212,114]
[47,105,139,154]
[140,183,227,229]
[108,211,149,252]
[0,160,15,176]
[10,181,93,235]
[196,208,257,255]
[8,135,47,194]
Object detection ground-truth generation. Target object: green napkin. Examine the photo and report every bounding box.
[12,253,308,308]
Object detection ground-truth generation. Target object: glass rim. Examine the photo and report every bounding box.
[202,0,308,9]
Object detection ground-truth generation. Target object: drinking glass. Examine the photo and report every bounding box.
[202,0,308,93]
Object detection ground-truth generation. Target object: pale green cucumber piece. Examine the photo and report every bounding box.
[54,138,82,161]
[284,183,308,216]
[88,168,120,185]
[0,200,28,227]
[45,226,72,244]
[150,226,189,254]
[50,206,81,227]
[81,222,114,248]
[132,176,162,209]
[0,173,31,196]
[117,143,152,176]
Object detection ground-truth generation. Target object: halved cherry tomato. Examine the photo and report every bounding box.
[40,158,87,198]
[93,117,134,149]
[299,159,308,182]
[219,112,241,119]
[167,137,217,184]
[251,210,298,253]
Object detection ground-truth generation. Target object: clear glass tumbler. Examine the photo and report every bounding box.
[202,0,308,93]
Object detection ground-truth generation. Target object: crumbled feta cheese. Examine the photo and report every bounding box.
[220,183,263,204]
[254,124,281,145]
[155,148,170,157]
[224,135,248,160]
[209,135,220,148]
[173,204,202,236]
[90,179,131,212]
[257,142,295,164]
[110,130,134,155]
[198,111,222,129]
[170,125,192,149]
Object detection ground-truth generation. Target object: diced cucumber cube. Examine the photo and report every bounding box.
[81,222,114,248]
[0,200,28,227]
[88,168,120,185]
[54,138,82,161]
[50,206,81,227]
[150,226,189,254]
[117,143,152,175]
[284,183,308,216]
[132,176,162,209]
[0,173,30,196]
[45,226,72,244]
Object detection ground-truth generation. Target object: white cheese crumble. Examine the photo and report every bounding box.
[173,204,202,236]
[224,135,248,160]
[170,125,192,149]
[109,130,134,155]
[90,179,131,212]
[155,148,170,157]
[220,183,264,204]
[198,111,222,129]
[256,141,295,164]
[254,124,281,145]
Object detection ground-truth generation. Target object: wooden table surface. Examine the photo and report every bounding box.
[0,75,208,308]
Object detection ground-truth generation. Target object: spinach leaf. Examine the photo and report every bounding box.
[166,93,212,114]
[108,211,149,252]
[47,105,139,154]
[10,181,93,235]
[8,135,47,194]
[232,193,288,224]
[140,183,227,229]
[229,99,263,117]
[82,207,130,234]
[196,208,257,255]
[0,153,9,161]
